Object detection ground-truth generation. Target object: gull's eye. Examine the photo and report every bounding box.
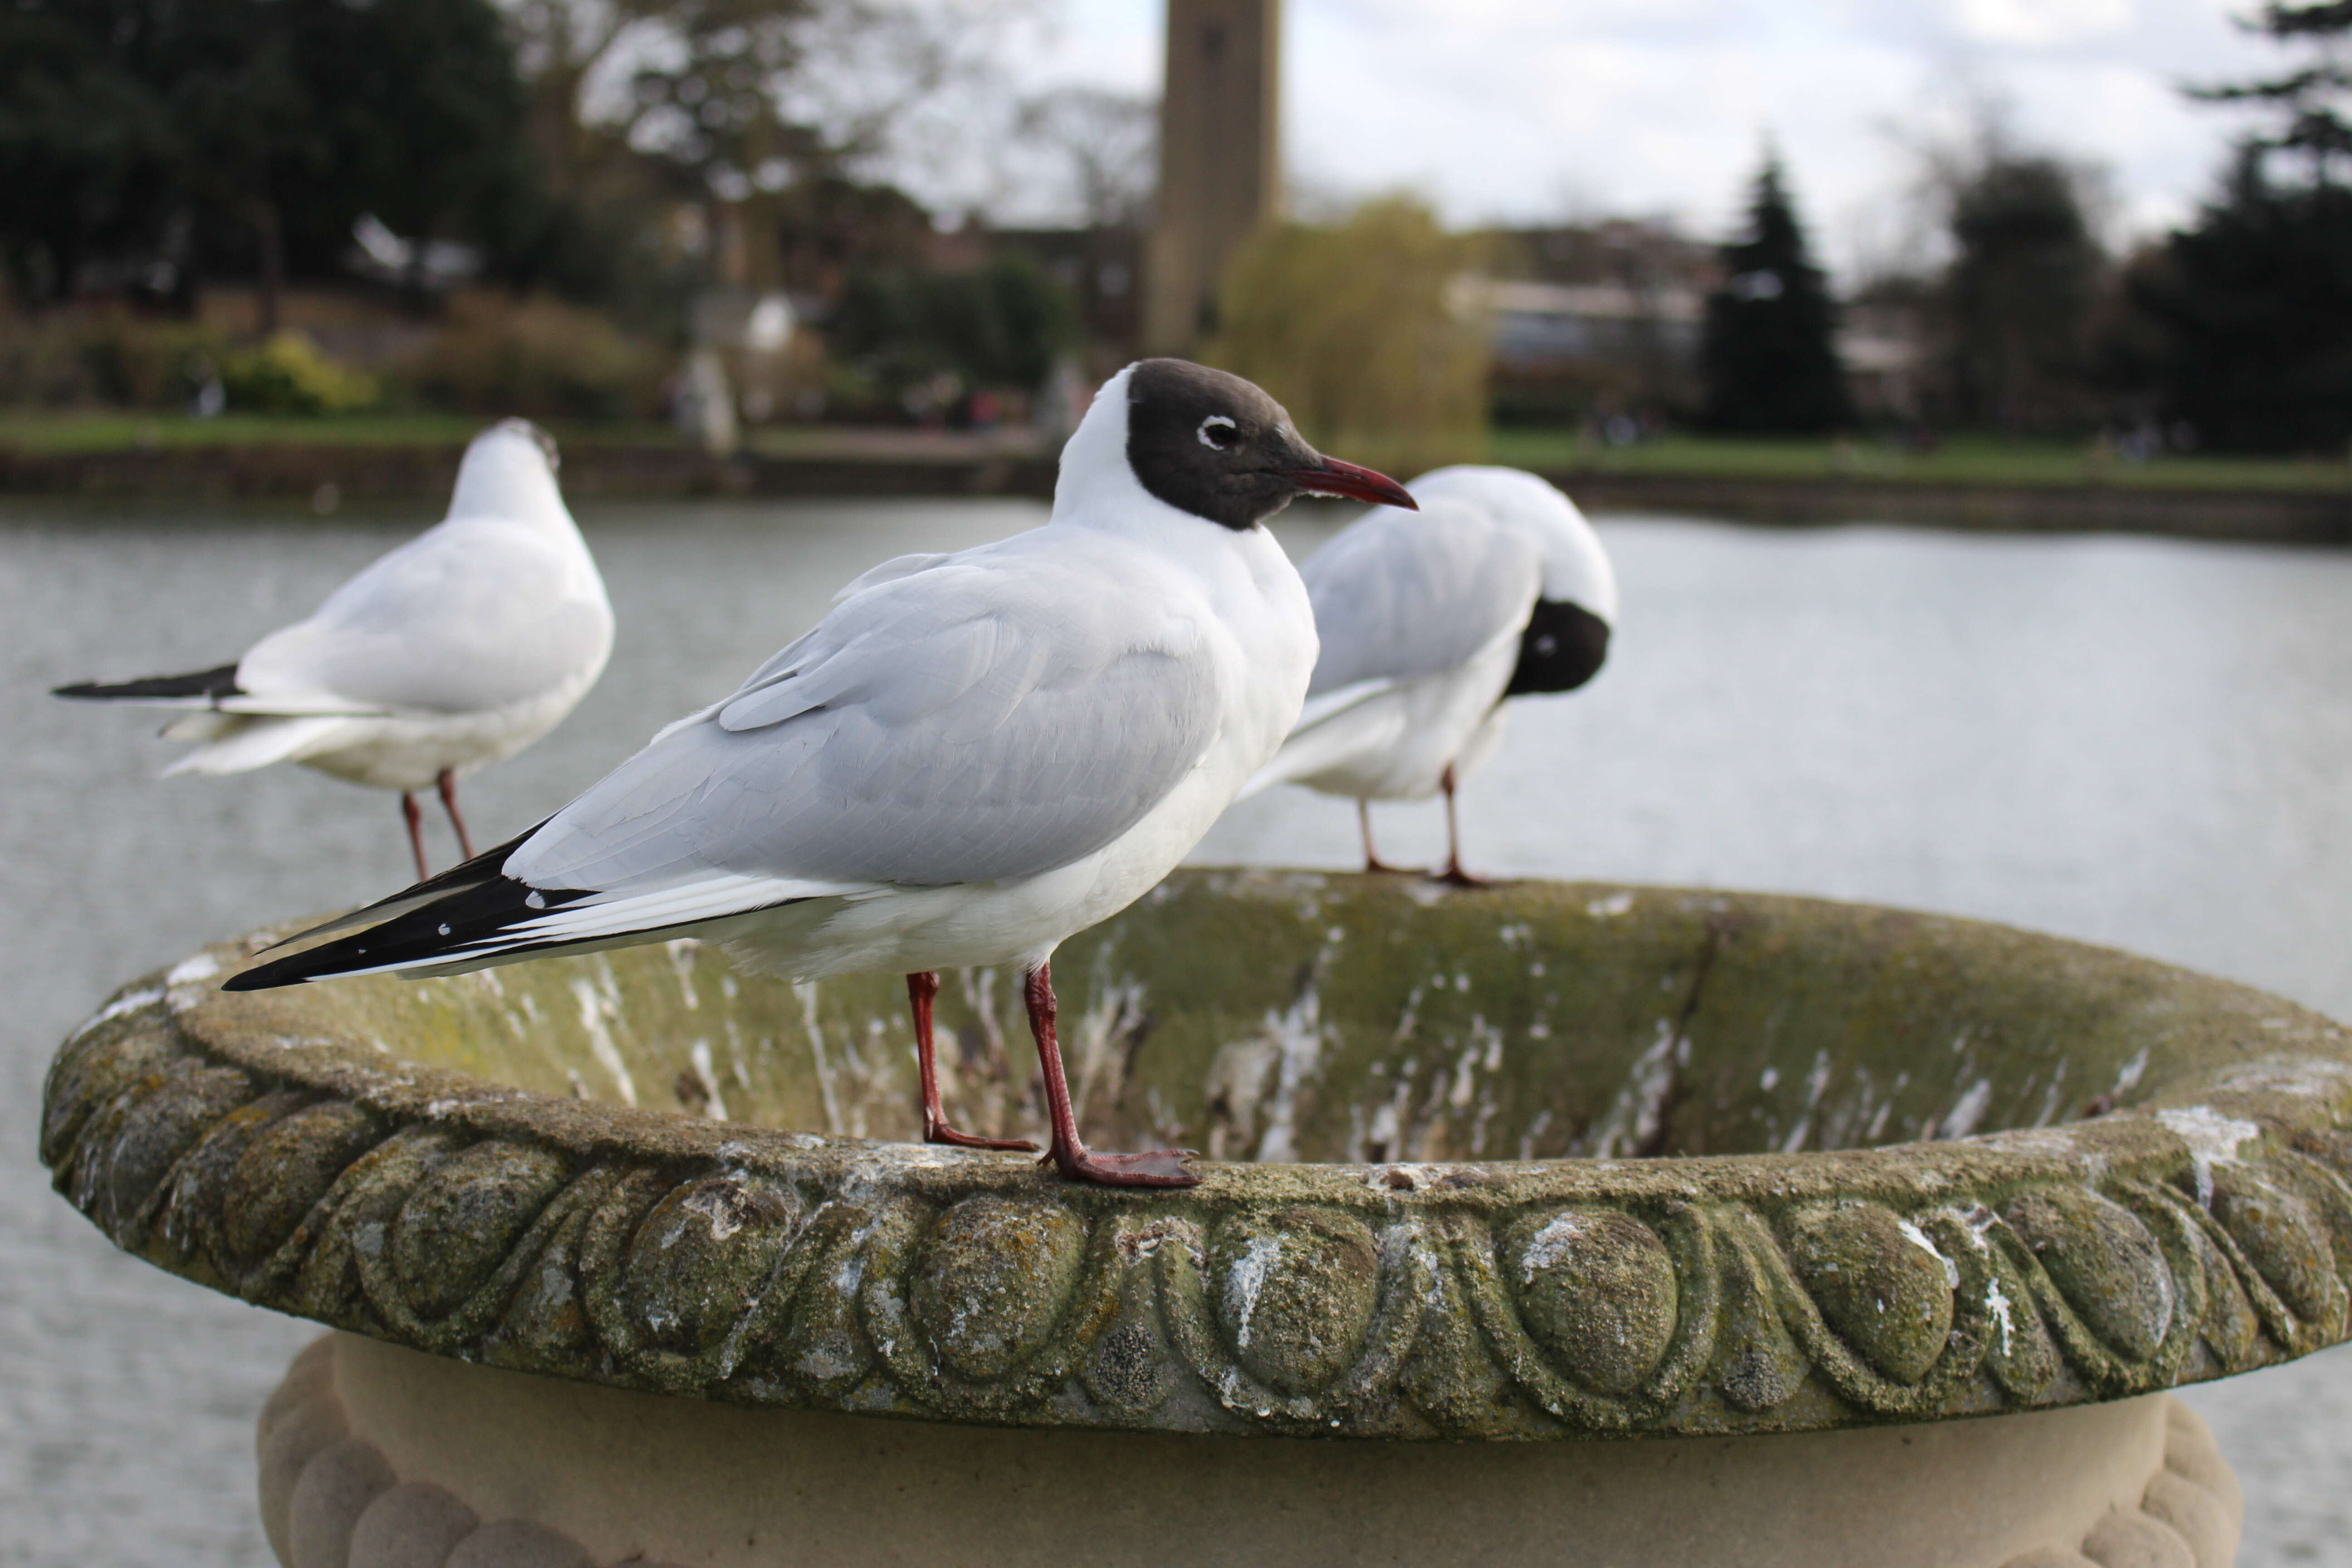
[1197,415,1238,451]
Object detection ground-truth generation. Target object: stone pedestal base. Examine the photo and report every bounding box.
[261,1333,2241,1568]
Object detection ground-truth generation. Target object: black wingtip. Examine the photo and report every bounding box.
[220,959,304,992]
[53,664,243,701]
[223,818,558,988]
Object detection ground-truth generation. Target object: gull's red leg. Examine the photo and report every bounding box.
[1433,763,1490,888]
[1358,798,1411,874]
[400,792,430,881]
[911,970,1036,1152]
[436,769,475,860]
[1026,960,1196,1187]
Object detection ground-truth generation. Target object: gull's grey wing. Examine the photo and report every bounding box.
[235,517,611,715]
[1301,502,1540,696]
[832,550,956,604]
[505,549,1220,892]
[697,552,957,710]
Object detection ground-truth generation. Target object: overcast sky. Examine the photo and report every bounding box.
[970,0,2293,277]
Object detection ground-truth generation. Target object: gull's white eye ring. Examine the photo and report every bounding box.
[1197,415,1238,450]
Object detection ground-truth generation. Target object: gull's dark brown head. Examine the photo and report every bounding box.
[1123,358,1416,530]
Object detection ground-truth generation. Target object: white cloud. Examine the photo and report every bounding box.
[1949,0,2133,48]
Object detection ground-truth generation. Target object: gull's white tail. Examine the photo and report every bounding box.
[159,715,353,776]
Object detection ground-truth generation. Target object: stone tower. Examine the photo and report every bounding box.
[1144,0,1283,356]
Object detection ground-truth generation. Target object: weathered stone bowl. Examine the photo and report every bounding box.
[44,869,2352,1566]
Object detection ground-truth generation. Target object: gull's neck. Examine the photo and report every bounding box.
[447,435,574,530]
[1049,364,1239,556]
[1049,365,1143,525]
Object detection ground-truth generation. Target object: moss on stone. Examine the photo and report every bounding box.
[40,870,2352,1441]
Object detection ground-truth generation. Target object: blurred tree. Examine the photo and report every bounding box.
[2122,3,2352,451]
[1206,196,1489,473]
[501,0,648,202]
[1013,87,1155,229]
[471,0,714,326]
[503,0,992,298]
[2190,0,2352,183]
[611,0,830,294]
[1699,152,1853,433]
[928,255,1076,390]
[828,253,1076,403]
[2130,148,2352,451]
[0,0,534,330]
[1945,154,2104,433]
[237,0,534,325]
[0,0,991,333]
[1004,87,1152,373]
[0,0,179,304]
[772,176,936,297]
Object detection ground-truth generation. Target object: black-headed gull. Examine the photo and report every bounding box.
[55,419,612,879]
[226,360,1417,1188]
[1242,465,1617,883]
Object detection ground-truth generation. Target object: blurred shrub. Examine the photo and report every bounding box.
[0,304,225,408]
[931,257,1078,391]
[828,255,1078,410]
[81,311,225,407]
[1206,197,1490,473]
[403,292,662,420]
[220,332,379,415]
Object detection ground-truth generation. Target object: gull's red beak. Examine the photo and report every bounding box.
[1286,456,1418,510]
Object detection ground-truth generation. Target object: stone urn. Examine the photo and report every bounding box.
[45,869,2352,1567]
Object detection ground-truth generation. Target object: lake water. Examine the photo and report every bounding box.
[4,496,2348,1566]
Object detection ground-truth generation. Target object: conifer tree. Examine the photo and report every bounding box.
[1700,153,1853,433]
[2132,1,2352,451]
[2190,0,2352,184]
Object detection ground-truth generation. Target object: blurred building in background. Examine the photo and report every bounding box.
[1838,292,1933,425]
[1469,221,1715,428]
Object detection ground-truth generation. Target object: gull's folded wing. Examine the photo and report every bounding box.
[236,516,609,717]
[510,550,1222,892]
[230,539,1226,987]
[1240,504,1538,799]
[1299,504,1541,700]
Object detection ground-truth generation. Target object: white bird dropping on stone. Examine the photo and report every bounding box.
[1240,465,1618,882]
[226,360,1419,1189]
[54,419,613,879]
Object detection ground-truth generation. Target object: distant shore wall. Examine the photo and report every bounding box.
[5,444,2347,544]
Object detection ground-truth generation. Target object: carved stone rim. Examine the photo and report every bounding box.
[42,874,2352,1441]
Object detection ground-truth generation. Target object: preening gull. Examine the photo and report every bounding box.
[54,419,612,878]
[226,360,1418,1189]
[1241,465,1617,882]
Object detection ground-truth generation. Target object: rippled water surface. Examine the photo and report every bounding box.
[4,497,2348,1565]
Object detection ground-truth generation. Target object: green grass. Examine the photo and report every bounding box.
[0,411,674,453]
[7,411,2350,494]
[1486,429,2352,492]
